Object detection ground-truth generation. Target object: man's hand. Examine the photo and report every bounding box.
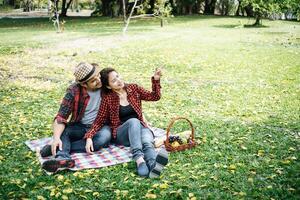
[153,68,162,80]
[85,138,94,154]
[51,138,62,156]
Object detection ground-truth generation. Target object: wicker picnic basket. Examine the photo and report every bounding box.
[164,117,197,152]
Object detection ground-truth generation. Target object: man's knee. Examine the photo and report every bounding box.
[60,127,71,138]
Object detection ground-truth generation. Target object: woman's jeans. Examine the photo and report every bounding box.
[115,118,156,163]
[55,123,111,159]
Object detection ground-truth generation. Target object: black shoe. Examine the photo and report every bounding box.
[149,148,169,178]
[42,158,75,173]
[40,144,52,157]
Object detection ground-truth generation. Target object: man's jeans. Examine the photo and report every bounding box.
[115,118,156,162]
[55,123,111,159]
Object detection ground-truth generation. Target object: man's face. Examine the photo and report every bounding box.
[84,73,102,91]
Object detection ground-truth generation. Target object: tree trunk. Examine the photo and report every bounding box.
[23,0,32,12]
[61,0,74,17]
[61,0,67,16]
[253,13,261,26]
[123,0,138,34]
[187,5,193,15]
[221,2,225,15]
[204,0,216,15]
[244,4,253,17]
[235,0,241,16]
[47,0,51,14]
[8,0,14,6]
[122,0,126,24]
[169,0,176,14]
[147,0,155,14]
[102,0,110,16]
[195,0,201,14]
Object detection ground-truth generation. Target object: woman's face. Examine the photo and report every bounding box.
[108,71,124,90]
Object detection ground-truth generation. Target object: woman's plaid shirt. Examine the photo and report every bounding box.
[84,77,161,139]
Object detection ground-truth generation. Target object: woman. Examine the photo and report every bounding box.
[84,67,168,178]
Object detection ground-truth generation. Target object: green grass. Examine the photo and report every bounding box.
[0,15,299,199]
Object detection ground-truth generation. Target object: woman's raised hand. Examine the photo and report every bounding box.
[153,68,162,80]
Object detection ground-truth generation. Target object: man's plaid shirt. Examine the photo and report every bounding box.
[84,77,161,139]
[55,83,91,124]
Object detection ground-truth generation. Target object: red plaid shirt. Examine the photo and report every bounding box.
[55,83,91,124]
[84,77,161,139]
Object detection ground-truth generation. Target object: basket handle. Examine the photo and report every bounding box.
[165,117,195,145]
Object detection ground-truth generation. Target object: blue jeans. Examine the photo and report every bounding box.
[55,123,111,159]
[115,118,156,162]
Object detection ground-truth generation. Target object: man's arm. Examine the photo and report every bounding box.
[51,119,66,156]
[50,85,76,156]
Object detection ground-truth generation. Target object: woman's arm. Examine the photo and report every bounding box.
[84,96,109,139]
[84,96,110,153]
[138,68,162,101]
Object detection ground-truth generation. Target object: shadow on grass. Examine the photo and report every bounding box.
[262,31,288,35]
[243,24,269,28]
[213,24,269,29]
[213,24,241,28]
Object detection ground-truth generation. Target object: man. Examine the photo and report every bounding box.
[41,62,111,173]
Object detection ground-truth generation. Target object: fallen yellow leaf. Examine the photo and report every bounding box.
[57,175,64,181]
[93,192,100,197]
[257,150,264,157]
[63,188,73,194]
[145,193,157,199]
[282,160,291,164]
[240,145,247,150]
[238,192,246,196]
[37,196,46,200]
[228,164,236,170]
[160,183,168,189]
[62,195,68,200]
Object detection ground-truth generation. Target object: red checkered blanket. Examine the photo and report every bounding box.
[25,127,166,171]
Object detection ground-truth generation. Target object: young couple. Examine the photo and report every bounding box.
[40,62,168,178]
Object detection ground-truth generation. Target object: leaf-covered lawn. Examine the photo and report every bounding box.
[0,16,299,199]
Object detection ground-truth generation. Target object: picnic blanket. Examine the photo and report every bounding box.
[25,127,167,171]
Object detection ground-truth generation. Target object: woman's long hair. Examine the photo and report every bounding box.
[100,67,116,94]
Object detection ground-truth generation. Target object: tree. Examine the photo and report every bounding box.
[235,0,254,17]
[241,0,279,26]
[216,0,235,15]
[241,0,300,25]
[235,0,242,15]
[182,0,197,15]
[60,0,73,17]
[204,0,216,14]
[278,0,300,20]
[22,0,33,11]
[123,0,172,34]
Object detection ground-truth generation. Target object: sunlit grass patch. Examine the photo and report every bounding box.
[0,15,299,199]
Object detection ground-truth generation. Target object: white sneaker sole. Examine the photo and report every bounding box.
[149,148,169,178]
